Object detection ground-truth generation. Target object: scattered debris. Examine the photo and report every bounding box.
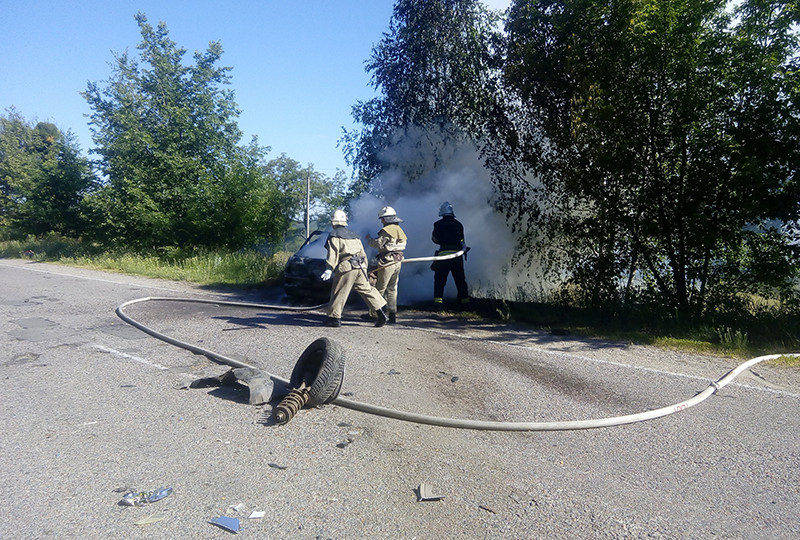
[228,503,245,513]
[416,483,444,502]
[248,510,266,519]
[386,369,401,376]
[134,513,167,527]
[267,463,288,470]
[478,504,496,514]
[119,487,173,507]
[450,376,459,383]
[190,367,288,405]
[336,438,353,449]
[210,515,242,534]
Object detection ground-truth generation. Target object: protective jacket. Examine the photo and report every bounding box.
[432,216,465,254]
[369,223,407,265]
[326,226,368,273]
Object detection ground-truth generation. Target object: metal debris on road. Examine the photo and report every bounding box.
[210,515,242,534]
[416,483,445,502]
[119,487,173,506]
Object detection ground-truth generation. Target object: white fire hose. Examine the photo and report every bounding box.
[116,296,798,432]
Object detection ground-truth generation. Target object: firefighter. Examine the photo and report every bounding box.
[320,209,388,327]
[365,205,407,324]
[431,201,470,308]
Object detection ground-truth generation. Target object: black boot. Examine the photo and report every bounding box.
[388,311,396,324]
[375,308,388,327]
[323,317,341,327]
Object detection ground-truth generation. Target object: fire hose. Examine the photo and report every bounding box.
[115,294,798,432]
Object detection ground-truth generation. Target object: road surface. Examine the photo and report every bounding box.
[1,258,798,539]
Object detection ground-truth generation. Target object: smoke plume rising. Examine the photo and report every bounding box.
[344,127,531,305]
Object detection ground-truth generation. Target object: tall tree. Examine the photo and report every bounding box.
[342,0,504,189]
[503,0,800,316]
[0,109,94,237]
[83,13,283,251]
[263,154,348,231]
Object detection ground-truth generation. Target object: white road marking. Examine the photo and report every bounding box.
[92,344,169,370]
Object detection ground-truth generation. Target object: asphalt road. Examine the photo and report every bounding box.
[1,258,799,539]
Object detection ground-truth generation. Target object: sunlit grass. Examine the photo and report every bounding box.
[767,355,800,367]
[64,250,289,286]
[0,235,289,287]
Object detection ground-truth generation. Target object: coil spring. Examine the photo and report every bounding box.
[273,387,310,425]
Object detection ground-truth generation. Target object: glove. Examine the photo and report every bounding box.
[320,269,333,281]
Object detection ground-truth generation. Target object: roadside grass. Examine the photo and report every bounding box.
[0,234,288,287]
[3,234,798,364]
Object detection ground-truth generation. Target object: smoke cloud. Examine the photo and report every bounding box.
[343,126,537,304]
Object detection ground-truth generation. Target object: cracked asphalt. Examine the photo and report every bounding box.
[1,258,799,539]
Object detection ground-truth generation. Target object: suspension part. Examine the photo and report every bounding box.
[273,386,310,425]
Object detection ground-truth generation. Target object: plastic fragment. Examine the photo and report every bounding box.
[134,513,167,527]
[417,483,444,502]
[210,516,242,533]
[120,487,173,506]
[248,510,266,519]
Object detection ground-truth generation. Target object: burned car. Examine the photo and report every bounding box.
[283,228,379,302]
[283,230,332,301]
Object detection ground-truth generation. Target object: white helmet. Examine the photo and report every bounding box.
[438,201,454,217]
[379,205,403,224]
[331,209,348,226]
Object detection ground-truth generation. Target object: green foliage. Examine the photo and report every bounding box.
[262,154,348,233]
[502,0,800,317]
[0,109,95,237]
[342,0,504,185]
[82,13,288,252]
[716,327,749,350]
[64,248,287,286]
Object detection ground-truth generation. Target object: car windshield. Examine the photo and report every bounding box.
[296,229,329,259]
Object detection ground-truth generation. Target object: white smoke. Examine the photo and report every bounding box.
[343,125,543,304]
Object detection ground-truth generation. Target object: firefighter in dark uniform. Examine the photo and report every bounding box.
[431,201,470,308]
[320,209,388,327]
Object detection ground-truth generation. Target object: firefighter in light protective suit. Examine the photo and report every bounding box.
[431,201,470,307]
[365,205,407,324]
[320,209,388,327]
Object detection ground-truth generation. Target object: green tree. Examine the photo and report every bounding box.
[83,13,284,251]
[503,0,800,316]
[342,0,504,189]
[0,109,94,237]
[262,154,348,234]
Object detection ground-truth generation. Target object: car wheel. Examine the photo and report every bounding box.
[289,338,345,406]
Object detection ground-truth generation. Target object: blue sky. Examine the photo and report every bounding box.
[1,0,509,177]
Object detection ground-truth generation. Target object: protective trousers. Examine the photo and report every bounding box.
[370,262,401,316]
[328,267,387,319]
[434,257,469,302]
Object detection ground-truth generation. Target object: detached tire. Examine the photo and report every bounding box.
[289,338,345,407]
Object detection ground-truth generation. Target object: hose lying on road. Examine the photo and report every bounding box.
[116,296,798,432]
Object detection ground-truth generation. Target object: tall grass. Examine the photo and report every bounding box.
[0,234,288,287]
